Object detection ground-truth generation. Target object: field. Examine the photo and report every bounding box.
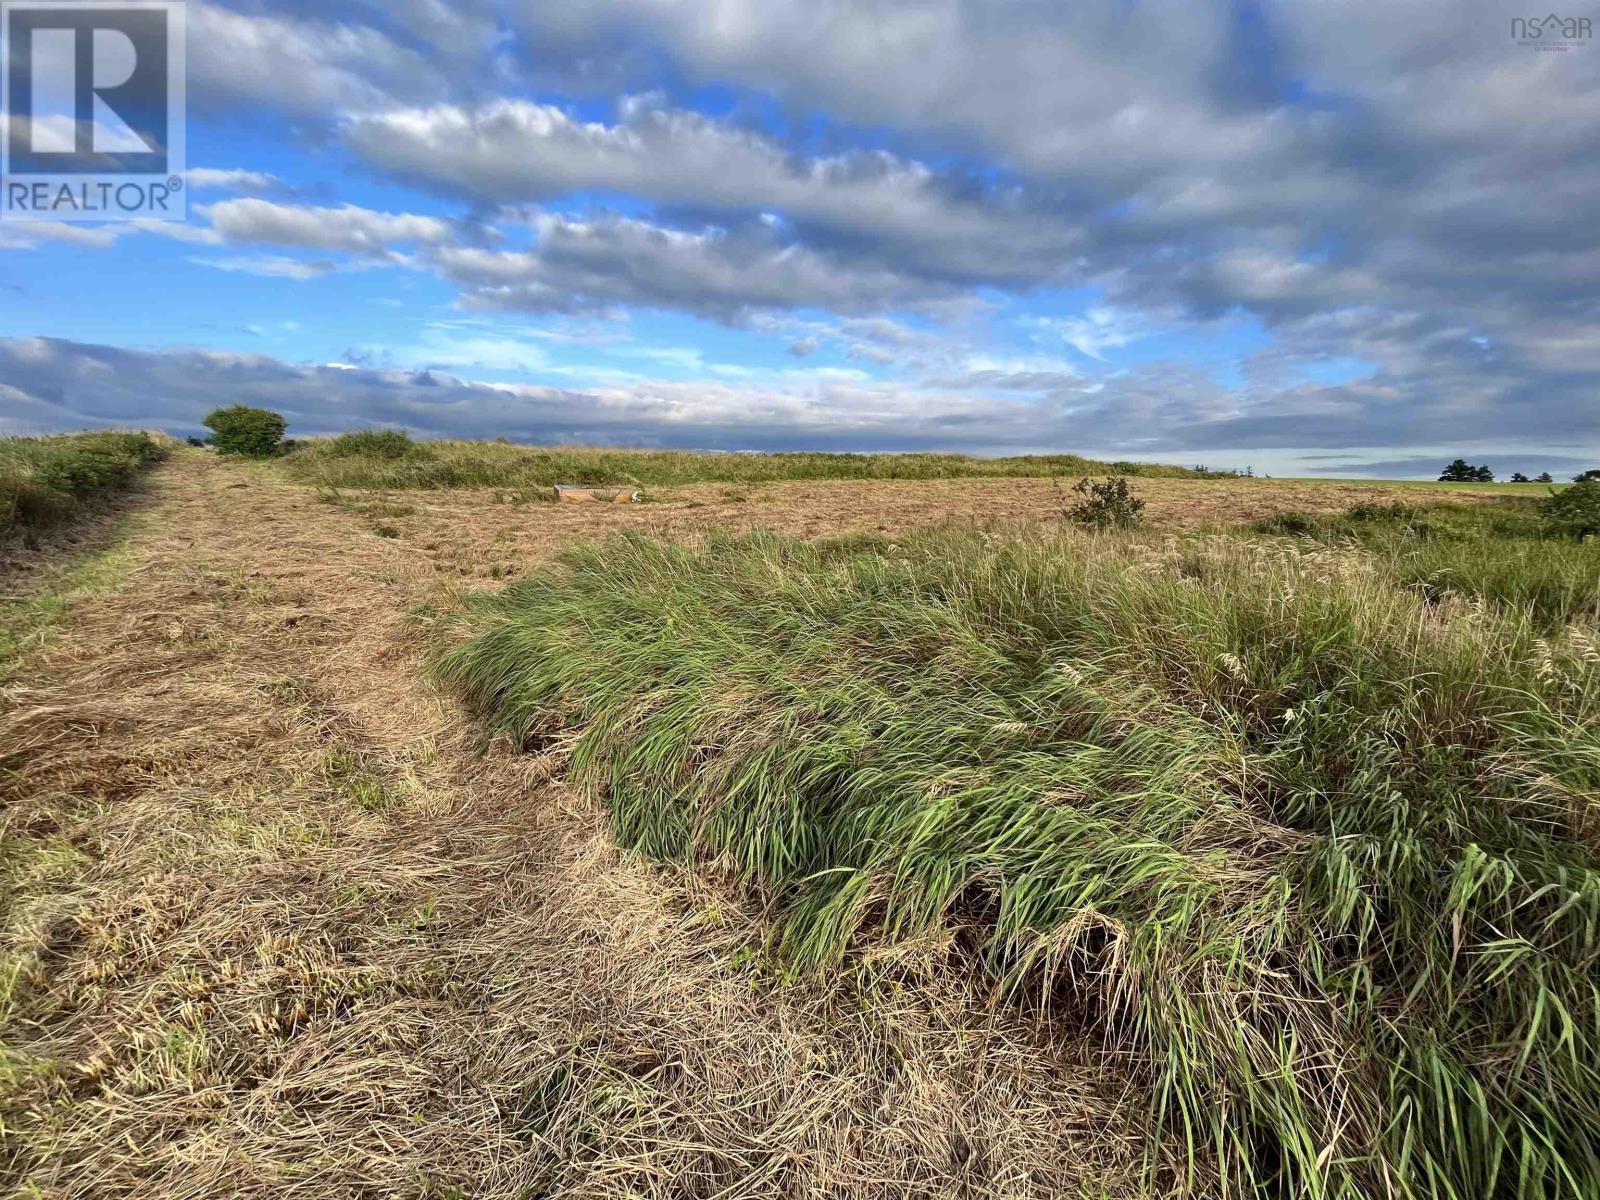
[2,442,1595,1199]
[283,433,1228,490]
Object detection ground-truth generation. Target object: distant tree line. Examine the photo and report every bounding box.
[1436,459,1596,484]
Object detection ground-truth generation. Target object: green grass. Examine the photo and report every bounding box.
[1250,497,1600,630]
[0,431,167,537]
[435,524,1600,1200]
[283,433,1224,490]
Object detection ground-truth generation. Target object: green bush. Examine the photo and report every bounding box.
[203,405,286,457]
[0,431,167,535]
[1540,479,1600,540]
[326,428,431,460]
[1064,475,1145,530]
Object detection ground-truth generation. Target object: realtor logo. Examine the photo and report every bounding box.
[2,0,186,221]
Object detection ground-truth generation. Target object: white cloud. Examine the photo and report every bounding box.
[192,255,339,280]
[204,199,454,254]
[435,211,966,319]
[187,168,283,193]
[344,97,1081,285]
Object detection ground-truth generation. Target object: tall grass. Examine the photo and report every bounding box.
[0,431,167,537]
[1252,499,1600,630]
[436,526,1600,1199]
[284,434,1216,490]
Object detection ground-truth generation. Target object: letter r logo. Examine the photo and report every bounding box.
[3,2,181,173]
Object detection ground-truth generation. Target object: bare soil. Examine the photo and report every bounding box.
[0,456,1505,1198]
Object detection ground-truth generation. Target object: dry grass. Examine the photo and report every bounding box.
[316,474,1516,587]
[1,452,1154,1199]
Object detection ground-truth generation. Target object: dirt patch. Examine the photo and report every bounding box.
[1,453,1151,1199]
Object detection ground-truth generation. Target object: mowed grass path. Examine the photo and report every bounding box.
[438,525,1600,1200]
[0,452,1152,1200]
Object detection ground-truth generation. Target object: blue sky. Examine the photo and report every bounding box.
[2,0,1597,477]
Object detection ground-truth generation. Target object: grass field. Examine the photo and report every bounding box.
[3,447,1597,1199]
[283,433,1233,490]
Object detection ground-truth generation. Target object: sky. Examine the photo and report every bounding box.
[1,0,1596,478]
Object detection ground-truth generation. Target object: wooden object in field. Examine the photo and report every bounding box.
[554,484,643,504]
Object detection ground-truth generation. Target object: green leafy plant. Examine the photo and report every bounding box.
[1064,475,1145,530]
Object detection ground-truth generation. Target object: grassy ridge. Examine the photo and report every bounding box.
[1251,498,1600,630]
[0,431,167,537]
[284,435,1217,489]
[436,526,1600,1199]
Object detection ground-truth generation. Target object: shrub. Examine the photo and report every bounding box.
[1251,511,1319,537]
[326,428,431,460]
[1540,479,1600,540]
[32,445,137,495]
[0,431,166,535]
[1343,501,1418,522]
[1064,475,1144,530]
[203,405,286,457]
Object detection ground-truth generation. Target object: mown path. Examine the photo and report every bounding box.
[1,452,1145,1200]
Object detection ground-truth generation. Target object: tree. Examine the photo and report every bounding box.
[203,405,286,457]
[1510,472,1530,483]
[1572,469,1600,483]
[1536,472,1555,483]
[1540,480,1600,540]
[1439,458,1481,482]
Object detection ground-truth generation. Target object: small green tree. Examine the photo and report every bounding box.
[203,405,286,457]
[1065,476,1145,530]
[1540,480,1600,540]
[1510,472,1530,483]
[1535,472,1554,483]
[1572,469,1600,483]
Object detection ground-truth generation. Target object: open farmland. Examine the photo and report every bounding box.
[2,445,1596,1200]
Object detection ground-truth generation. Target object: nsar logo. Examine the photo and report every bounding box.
[1511,12,1592,49]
